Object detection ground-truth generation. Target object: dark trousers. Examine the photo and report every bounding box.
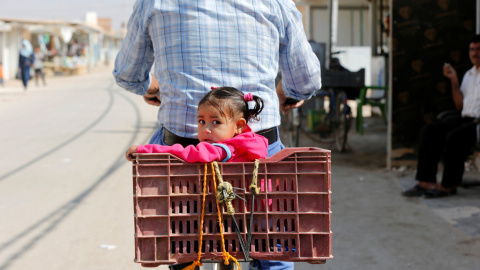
[21,66,30,88]
[34,68,46,85]
[415,117,477,188]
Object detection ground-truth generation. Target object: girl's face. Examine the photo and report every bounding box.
[197,104,246,143]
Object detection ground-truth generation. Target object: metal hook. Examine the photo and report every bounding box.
[234,193,247,202]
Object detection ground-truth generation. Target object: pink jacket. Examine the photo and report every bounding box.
[137,125,268,162]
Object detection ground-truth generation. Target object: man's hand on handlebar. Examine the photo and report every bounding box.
[143,94,161,106]
[143,74,161,106]
[276,80,304,114]
[281,98,304,114]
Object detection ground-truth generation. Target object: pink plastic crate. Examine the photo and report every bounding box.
[132,147,332,267]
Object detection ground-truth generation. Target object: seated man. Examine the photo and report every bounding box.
[402,35,480,198]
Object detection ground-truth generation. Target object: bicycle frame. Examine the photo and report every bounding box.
[280,88,352,152]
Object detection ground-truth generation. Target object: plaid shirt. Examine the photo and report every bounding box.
[113,0,321,138]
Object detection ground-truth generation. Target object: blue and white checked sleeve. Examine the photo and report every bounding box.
[278,0,321,100]
[112,0,155,95]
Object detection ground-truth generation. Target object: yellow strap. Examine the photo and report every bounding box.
[249,159,260,194]
[211,162,241,270]
[182,163,208,270]
[212,161,224,183]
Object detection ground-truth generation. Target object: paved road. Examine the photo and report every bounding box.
[0,70,479,270]
[0,69,159,270]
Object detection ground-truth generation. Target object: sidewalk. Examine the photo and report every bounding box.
[298,116,480,269]
[350,117,480,238]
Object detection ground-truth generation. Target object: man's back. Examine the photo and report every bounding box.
[114,0,321,137]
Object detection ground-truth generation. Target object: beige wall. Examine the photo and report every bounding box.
[303,5,370,46]
[296,4,310,38]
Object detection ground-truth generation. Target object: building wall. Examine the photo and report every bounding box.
[2,29,23,80]
[390,0,476,166]
[0,32,4,78]
[0,19,123,81]
[310,6,371,47]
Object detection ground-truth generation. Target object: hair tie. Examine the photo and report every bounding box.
[244,93,253,102]
[211,86,218,90]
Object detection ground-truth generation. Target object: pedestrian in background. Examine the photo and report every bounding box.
[18,39,34,90]
[33,46,47,86]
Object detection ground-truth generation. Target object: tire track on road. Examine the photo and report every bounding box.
[0,82,116,183]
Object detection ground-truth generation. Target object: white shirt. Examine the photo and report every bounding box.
[460,66,480,118]
[33,52,44,69]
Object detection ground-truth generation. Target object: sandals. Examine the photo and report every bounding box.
[401,184,428,197]
[402,184,457,198]
[424,188,457,199]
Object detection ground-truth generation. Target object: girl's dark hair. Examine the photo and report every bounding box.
[198,87,264,123]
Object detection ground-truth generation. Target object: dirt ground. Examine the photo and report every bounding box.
[293,114,388,170]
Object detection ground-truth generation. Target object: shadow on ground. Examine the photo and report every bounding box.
[297,116,387,170]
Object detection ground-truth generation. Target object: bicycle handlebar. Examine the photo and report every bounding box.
[285,98,300,105]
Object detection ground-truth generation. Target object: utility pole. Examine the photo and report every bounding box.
[327,0,338,69]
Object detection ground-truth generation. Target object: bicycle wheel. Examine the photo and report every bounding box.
[334,91,352,152]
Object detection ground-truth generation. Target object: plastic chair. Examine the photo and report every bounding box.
[355,86,387,135]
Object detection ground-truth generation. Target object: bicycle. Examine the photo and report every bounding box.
[280,88,353,152]
[278,42,360,152]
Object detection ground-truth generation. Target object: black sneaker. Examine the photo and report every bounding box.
[401,184,428,197]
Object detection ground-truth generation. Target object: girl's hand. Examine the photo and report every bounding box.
[126,145,138,161]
